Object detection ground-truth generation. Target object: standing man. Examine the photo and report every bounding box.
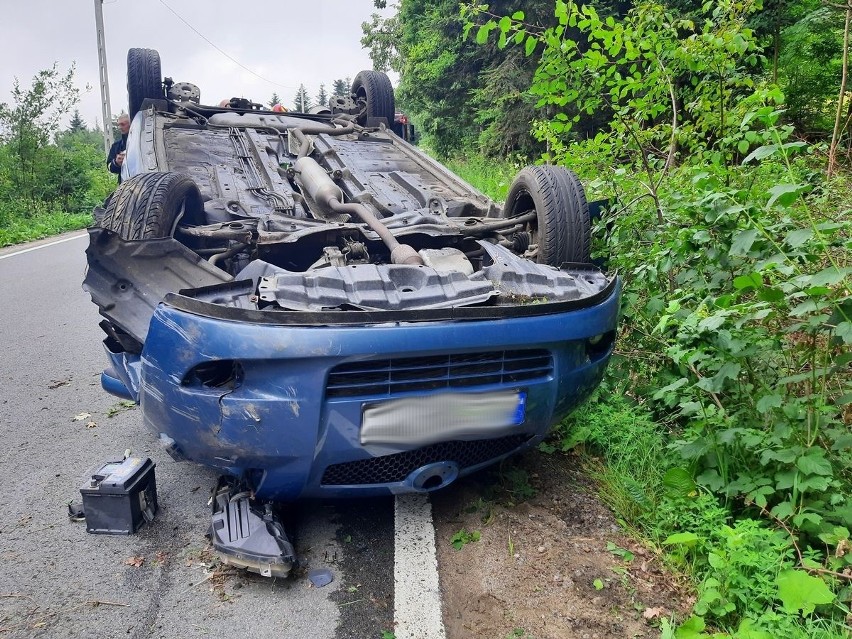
[107,114,130,183]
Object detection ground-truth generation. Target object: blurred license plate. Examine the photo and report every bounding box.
[360,391,526,446]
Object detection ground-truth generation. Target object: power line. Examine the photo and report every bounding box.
[158,0,298,91]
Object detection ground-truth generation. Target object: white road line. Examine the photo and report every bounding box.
[394,494,447,639]
[0,233,88,261]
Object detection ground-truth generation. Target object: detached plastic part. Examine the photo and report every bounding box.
[307,568,334,588]
[209,478,295,578]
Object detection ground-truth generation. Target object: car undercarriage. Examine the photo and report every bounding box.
[82,48,620,578]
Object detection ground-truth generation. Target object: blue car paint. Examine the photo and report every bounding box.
[102,280,620,500]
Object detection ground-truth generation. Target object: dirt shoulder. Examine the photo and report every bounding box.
[432,449,691,639]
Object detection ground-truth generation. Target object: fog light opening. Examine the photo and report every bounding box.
[421,475,444,490]
[183,360,244,389]
[586,330,616,361]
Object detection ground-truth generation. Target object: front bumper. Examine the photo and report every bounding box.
[103,280,620,500]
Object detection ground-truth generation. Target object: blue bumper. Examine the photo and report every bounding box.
[103,280,620,500]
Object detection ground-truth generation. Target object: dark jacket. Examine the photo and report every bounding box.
[107,135,127,183]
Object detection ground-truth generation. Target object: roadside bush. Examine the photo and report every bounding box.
[0,65,106,246]
[468,0,852,635]
[0,140,106,246]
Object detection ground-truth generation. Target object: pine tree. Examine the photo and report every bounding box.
[292,85,312,112]
[316,84,328,107]
[68,109,86,132]
[332,78,349,98]
[269,92,281,108]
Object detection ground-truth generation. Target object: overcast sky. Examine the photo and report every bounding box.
[0,0,392,131]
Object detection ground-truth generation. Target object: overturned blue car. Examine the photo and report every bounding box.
[84,48,619,576]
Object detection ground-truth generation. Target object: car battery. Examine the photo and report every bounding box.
[79,457,158,534]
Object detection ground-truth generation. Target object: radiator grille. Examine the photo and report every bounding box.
[326,350,552,398]
[320,435,532,486]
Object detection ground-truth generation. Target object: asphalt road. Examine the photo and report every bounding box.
[0,233,395,639]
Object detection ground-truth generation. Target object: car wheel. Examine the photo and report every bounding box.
[503,165,591,266]
[99,172,204,240]
[351,70,395,126]
[127,48,162,119]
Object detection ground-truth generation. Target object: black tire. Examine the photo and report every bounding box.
[351,70,395,126]
[503,165,591,265]
[99,172,204,240]
[127,48,162,119]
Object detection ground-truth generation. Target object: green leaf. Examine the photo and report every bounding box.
[730,229,759,256]
[737,139,750,154]
[785,228,813,248]
[776,570,835,614]
[696,468,724,491]
[605,541,634,562]
[707,551,725,569]
[735,619,774,639]
[767,183,807,208]
[809,266,850,287]
[772,501,794,519]
[714,294,734,308]
[734,272,762,290]
[476,24,491,44]
[653,377,688,401]
[525,36,537,56]
[623,478,652,509]
[775,469,798,491]
[796,451,833,476]
[756,394,783,413]
[674,615,707,639]
[663,468,696,496]
[757,286,784,303]
[696,361,740,394]
[798,475,831,492]
[663,532,700,546]
[831,433,852,450]
[742,144,778,164]
[511,10,525,20]
[697,314,727,332]
[593,578,604,590]
[834,321,852,344]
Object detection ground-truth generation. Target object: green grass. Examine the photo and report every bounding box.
[441,154,519,202]
[0,210,91,247]
[552,390,670,526]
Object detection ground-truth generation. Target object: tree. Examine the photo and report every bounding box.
[826,0,852,177]
[0,63,80,203]
[316,83,328,107]
[332,78,350,98]
[293,84,312,112]
[748,0,819,83]
[778,6,842,134]
[68,109,86,133]
[361,0,402,72]
[268,92,281,108]
[364,0,553,157]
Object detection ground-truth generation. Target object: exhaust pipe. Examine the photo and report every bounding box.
[294,156,424,266]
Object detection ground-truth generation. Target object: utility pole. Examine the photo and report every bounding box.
[93,0,113,156]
